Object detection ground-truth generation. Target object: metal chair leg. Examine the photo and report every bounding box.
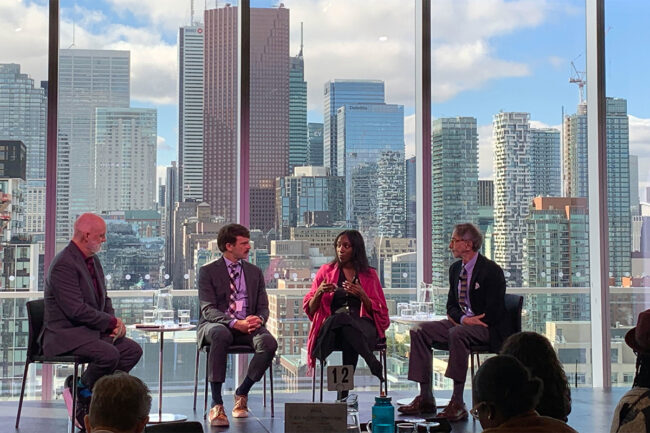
[311,365,316,402]
[269,364,274,418]
[193,346,200,411]
[319,360,324,402]
[382,349,388,395]
[203,349,209,418]
[15,361,30,428]
[263,370,267,407]
[71,363,79,433]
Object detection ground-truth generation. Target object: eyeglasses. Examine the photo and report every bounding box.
[450,237,469,244]
[470,402,486,420]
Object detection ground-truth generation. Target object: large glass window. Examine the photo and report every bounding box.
[427,0,592,388]
[606,0,650,387]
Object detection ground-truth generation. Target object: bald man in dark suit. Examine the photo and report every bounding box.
[43,213,142,427]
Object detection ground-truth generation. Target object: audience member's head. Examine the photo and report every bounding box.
[626,309,650,388]
[84,372,151,433]
[471,355,542,430]
[501,331,572,421]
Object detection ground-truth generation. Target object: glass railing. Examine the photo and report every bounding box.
[0,286,641,401]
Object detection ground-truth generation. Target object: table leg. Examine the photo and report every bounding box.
[158,333,164,421]
[148,331,187,423]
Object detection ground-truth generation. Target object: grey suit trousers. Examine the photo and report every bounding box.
[408,319,489,385]
[203,323,278,383]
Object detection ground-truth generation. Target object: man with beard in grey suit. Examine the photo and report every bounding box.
[43,213,142,428]
[198,223,277,427]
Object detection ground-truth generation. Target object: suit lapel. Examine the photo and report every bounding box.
[93,259,106,310]
[242,261,256,313]
[70,244,99,308]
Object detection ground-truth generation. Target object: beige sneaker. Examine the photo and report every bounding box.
[208,404,229,426]
[232,394,249,418]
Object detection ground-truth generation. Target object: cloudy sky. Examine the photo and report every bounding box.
[1,0,648,199]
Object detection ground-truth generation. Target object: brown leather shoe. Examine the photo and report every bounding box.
[434,400,468,422]
[232,394,249,418]
[208,404,229,426]
[397,395,437,415]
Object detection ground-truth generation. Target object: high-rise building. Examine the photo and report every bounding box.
[564,99,632,284]
[431,117,478,287]
[405,156,416,238]
[478,179,494,207]
[307,122,324,167]
[630,155,640,216]
[275,166,344,239]
[164,162,179,278]
[289,49,308,173]
[377,151,406,237]
[530,127,561,197]
[323,80,384,176]
[0,64,47,181]
[384,252,417,288]
[493,112,532,286]
[524,197,589,288]
[336,103,404,233]
[203,5,289,231]
[0,65,47,239]
[563,102,587,197]
[94,108,157,213]
[178,25,204,202]
[605,98,632,284]
[57,49,130,239]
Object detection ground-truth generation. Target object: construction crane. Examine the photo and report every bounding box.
[569,60,586,104]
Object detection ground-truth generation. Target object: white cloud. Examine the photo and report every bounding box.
[106,0,194,32]
[477,123,494,179]
[157,135,173,152]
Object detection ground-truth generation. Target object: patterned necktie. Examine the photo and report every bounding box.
[227,262,240,316]
[459,265,468,313]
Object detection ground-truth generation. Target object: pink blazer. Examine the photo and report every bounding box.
[302,262,390,372]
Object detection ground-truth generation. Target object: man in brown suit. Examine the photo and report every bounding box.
[43,213,142,427]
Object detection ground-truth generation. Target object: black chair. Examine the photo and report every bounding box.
[432,293,524,384]
[311,338,388,402]
[16,299,91,433]
[192,344,274,418]
[145,421,204,433]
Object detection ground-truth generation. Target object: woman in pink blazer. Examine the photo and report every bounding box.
[303,230,390,399]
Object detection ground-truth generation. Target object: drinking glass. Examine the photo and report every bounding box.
[143,309,155,325]
[178,309,191,325]
[415,421,440,432]
[396,302,409,317]
[157,309,174,326]
[397,423,415,433]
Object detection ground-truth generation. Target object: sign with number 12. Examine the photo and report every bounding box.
[327,365,354,391]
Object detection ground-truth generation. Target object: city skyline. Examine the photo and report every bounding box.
[0,1,647,198]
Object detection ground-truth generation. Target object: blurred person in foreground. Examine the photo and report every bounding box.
[500,331,572,422]
[471,355,578,433]
[84,372,150,433]
[611,309,650,432]
[197,223,277,426]
[303,229,389,400]
[399,223,511,420]
[43,213,143,428]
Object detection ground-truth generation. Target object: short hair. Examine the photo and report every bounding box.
[453,223,483,252]
[217,223,250,252]
[500,332,572,421]
[88,372,151,431]
[473,355,542,419]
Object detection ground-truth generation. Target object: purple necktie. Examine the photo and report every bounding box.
[227,263,240,316]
